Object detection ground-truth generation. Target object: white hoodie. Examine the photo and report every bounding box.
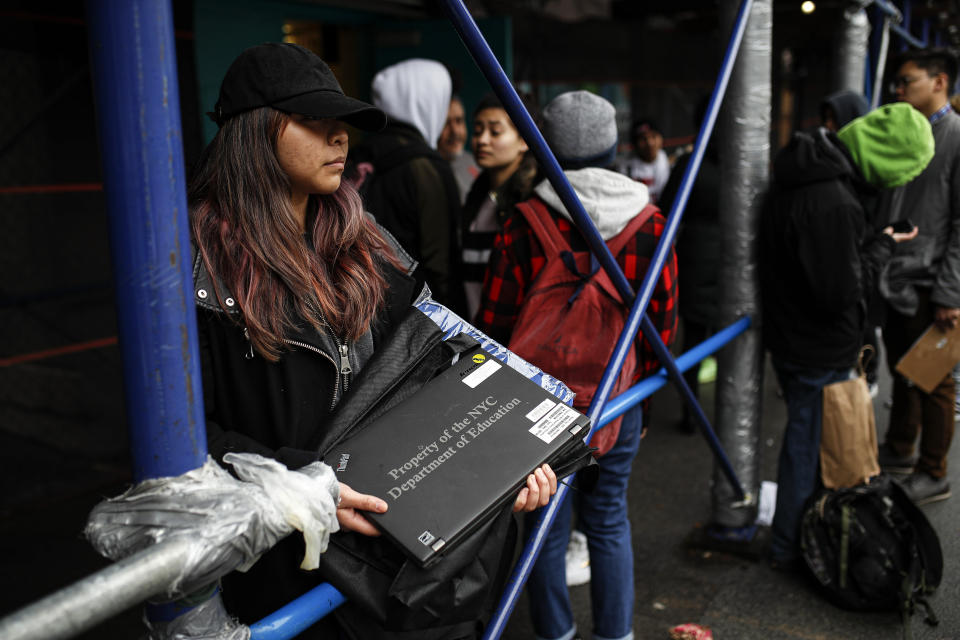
[533,167,651,240]
[371,59,451,149]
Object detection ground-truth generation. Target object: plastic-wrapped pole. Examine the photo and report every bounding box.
[834,7,870,94]
[710,0,771,529]
[870,16,891,109]
[86,0,206,481]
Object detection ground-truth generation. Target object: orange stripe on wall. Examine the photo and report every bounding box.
[0,336,118,368]
[0,183,103,195]
[663,134,696,147]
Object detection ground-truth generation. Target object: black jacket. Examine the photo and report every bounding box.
[195,235,420,470]
[348,120,464,312]
[660,145,721,326]
[193,227,422,630]
[760,129,895,369]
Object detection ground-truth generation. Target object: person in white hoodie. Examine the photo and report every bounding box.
[476,90,678,640]
[346,59,465,311]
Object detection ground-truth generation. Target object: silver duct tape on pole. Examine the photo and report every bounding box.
[0,539,192,640]
[712,0,771,527]
[835,7,870,93]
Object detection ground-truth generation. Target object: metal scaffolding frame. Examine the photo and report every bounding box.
[0,0,946,638]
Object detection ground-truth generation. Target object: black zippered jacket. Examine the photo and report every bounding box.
[193,229,427,631]
[760,129,896,369]
[194,228,421,472]
[192,226,593,638]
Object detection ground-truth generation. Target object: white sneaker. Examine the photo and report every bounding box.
[565,529,591,586]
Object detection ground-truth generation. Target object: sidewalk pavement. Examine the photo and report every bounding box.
[502,354,959,640]
[0,352,956,639]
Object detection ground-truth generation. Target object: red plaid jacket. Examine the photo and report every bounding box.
[475,198,679,382]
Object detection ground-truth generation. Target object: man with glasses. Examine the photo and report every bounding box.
[878,48,960,505]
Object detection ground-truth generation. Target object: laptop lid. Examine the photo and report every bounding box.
[327,345,589,567]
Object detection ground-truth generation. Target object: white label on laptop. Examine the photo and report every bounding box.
[526,398,556,422]
[462,358,501,388]
[529,404,579,444]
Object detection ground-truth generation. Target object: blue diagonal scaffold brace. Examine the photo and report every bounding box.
[435,1,756,637]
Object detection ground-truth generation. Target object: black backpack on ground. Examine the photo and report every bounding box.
[800,474,942,635]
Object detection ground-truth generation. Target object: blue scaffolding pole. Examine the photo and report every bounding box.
[87,0,206,480]
[436,1,755,637]
[39,1,756,638]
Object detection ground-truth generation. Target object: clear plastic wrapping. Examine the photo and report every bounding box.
[712,0,771,525]
[85,453,340,599]
[142,591,250,640]
[835,7,870,93]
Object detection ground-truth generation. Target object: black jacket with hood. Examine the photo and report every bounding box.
[348,120,464,313]
[820,90,869,132]
[760,129,895,369]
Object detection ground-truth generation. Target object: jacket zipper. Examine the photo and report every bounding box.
[243,327,350,412]
[242,328,255,360]
[325,332,446,451]
[318,313,352,397]
[282,338,343,411]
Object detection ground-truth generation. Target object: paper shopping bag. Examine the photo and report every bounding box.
[820,372,880,489]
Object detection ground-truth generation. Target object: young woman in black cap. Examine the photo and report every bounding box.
[190,43,555,636]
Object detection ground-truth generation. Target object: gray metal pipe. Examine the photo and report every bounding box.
[835,7,870,94]
[711,0,771,528]
[871,16,892,109]
[0,539,192,640]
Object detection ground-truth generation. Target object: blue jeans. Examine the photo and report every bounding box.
[526,407,643,640]
[770,357,850,563]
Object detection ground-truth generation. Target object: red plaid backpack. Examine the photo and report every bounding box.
[507,197,657,456]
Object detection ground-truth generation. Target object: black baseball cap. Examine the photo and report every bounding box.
[211,42,386,131]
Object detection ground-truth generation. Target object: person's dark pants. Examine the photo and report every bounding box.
[526,407,644,640]
[884,289,956,479]
[770,357,850,563]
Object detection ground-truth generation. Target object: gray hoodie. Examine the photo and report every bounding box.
[533,167,650,241]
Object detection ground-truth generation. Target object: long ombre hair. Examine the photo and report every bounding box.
[189,107,392,361]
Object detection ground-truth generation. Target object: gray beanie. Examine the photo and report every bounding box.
[542,90,618,169]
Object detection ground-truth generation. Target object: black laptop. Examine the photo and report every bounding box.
[326,344,590,567]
